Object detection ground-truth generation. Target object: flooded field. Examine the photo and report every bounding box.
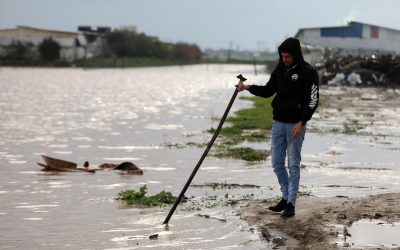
[1,65,400,249]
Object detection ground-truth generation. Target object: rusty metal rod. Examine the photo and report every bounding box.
[163,74,247,225]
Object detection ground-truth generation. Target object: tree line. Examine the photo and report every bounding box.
[0,29,202,65]
[104,30,202,61]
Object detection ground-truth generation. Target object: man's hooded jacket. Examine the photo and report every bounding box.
[248,37,319,125]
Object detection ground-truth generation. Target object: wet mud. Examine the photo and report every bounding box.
[238,193,400,249]
[238,85,400,249]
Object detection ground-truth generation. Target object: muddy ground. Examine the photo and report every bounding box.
[238,86,400,249]
[238,193,400,249]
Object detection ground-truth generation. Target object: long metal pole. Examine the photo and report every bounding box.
[163,75,246,225]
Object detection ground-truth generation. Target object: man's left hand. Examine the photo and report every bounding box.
[291,122,303,139]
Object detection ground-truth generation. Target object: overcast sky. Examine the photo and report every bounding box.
[0,0,399,51]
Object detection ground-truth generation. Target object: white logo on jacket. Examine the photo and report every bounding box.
[291,74,299,81]
[309,84,318,108]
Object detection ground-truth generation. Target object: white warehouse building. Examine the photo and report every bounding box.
[0,26,88,61]
[295,21,400,55]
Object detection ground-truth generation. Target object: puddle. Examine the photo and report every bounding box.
[346,219,400,248]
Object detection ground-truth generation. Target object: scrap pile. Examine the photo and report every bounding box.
[319,54,400,86]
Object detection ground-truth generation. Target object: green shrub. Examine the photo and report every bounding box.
[118,185,176,206]
[213,147,269,161]
[38,37,61,61]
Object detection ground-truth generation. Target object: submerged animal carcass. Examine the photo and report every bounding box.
[38,155,95,173]
[37,155,143,175]
[98,161,143,175]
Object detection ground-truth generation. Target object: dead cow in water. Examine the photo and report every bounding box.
[38,155,143,175]
[97,161,143,175]
[38,155,95,173]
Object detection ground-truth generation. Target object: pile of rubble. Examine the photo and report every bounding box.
[318,54,400,86]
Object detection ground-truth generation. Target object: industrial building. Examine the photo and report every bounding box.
[0,25,109,61]
[0,26,88,61]
[295,21,400,55]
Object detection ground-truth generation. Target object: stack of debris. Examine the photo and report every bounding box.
[319,54,400,86]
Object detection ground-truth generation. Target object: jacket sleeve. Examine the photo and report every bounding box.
[301,69,319,125]
[248,69,277,98]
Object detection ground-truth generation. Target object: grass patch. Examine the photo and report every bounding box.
[191,182,261,190]
[209,96,273,145]
[208,96,273,161]
[118,185,176,206]
[213,147,269,161]
[227,96,273,130]
[343,120,366,134]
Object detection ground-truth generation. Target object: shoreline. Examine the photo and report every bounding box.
[0,58,270,69]
[238,193,400,249]
[234,85,400,249]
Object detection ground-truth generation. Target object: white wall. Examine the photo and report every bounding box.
[0,27,87,61]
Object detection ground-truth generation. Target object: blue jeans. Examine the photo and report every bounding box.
[271,121,306,205]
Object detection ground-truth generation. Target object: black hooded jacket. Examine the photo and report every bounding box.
[248,37,319,125]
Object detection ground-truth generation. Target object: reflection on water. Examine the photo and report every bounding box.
[0,65,270,249]
[347,219,400,248]
[1,65,400,249]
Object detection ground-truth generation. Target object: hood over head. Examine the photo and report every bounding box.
[278,37,304,67]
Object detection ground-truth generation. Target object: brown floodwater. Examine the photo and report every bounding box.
[1,66,400,249]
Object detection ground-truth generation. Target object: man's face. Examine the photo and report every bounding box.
[281,52,294,68]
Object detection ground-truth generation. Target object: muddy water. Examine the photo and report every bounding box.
[0,65,270,249]
[1,66,400,249]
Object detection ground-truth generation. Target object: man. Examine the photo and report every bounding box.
[236,37,319,217]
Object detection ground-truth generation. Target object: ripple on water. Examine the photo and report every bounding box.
[102,228,150,233]
[48,181,72,188]
[9,160,27,164]
[143,123,184,130]
[92,183,128,190]
[105,212,254,249]
[71,136,94,142]
[141,167,176,171]
[18,171,41,174]
[98,145,163,150]
[52,151,73,154]
[16,204,58,209]
[103,157,142,161]
[23,218,43,221]
[48,144,68,148]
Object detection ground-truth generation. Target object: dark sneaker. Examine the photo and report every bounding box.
[281,202,295,218]
[268,198,287,212]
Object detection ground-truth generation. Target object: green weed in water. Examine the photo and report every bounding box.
[118,185,176,206]
[213,147,269,161]
[207,96,273,161]
[209,96,273,145]
[226,96,273,131]
[343,120,366,134]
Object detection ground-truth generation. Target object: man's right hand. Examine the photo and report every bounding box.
[236,81,248,92]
